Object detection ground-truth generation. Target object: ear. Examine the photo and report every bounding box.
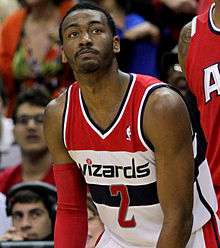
[113,36,120,54]
[61,47,68,63]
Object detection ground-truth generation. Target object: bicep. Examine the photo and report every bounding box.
[43,99,73,164]
[143,88,194,216]
[178,22,192,74]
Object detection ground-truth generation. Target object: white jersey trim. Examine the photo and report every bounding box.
[79,74,137,139]
[209,3,220,32]
[63,84,73,148]
[137,82,166,151]
[191,16,197,37]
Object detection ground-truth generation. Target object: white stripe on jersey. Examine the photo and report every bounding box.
[68,150,156,185]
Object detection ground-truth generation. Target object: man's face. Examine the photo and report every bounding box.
[12,201,52,240]
[62,9,120,74]
[86,208,104,248]
[14,103,48,155]
[24,0,47,7]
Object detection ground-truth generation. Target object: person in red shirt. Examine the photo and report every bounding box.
[178,0,220,216]
[197,0,213,14]
[44,2,219,248]
[0,85,55,194]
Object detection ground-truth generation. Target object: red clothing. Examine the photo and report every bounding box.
[186,4,220,215]
[198,0,213,14]
[0,1,74,116]
[0,164,55,194]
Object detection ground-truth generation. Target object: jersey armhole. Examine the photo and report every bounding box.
[62,85,72,149]
[137,83,166,152]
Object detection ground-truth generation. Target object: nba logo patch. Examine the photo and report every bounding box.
[126,126,131,141]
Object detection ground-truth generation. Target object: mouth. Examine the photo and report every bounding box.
[77,48,98,57]
[26,134,40,142]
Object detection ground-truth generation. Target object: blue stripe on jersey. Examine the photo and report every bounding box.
[89,182,159,207]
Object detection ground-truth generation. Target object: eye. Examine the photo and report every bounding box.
[67,31,79,39]
[12,212,23,221]
[91,28,102,34]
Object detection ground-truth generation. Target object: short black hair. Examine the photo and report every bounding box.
[18,0,62,7]
[6,182,57,233]
[59,2,116,44]
[12,85,51,124]
[0,77,6,106]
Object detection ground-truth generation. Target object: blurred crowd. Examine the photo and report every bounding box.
[0,0,213,247]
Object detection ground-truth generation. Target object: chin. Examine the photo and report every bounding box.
[79,61,100,73]
[23,147,49,156]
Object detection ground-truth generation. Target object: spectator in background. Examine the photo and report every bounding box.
[90,0,160,76]
[161,48,206,153]
[0,192,11,236]
[0,0,75,116]
[151,0,197,76]
[0,78,21,169]
[0,86,55,194]
[178,0,220,217]
[86,194,104,248]
[0,181,57,241]
[0,0,19,24]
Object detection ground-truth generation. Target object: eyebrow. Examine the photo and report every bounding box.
[63,20,104,32]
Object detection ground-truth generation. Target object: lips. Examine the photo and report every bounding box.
[26,134,40,142]
[77,48,98,57]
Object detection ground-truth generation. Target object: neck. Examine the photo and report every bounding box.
[22,150,52,181]
[28,1,56,20]
[76,66,130,114]
[213,2,220,28]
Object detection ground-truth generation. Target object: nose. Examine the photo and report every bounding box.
[80,31,92,46]
[26,118,37,128]
[20,216,32,231]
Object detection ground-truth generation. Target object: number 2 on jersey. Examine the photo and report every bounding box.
[110,185,136,228]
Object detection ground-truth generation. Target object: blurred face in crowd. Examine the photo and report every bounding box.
[62,9,119,74]
[86,207,104,248]
[14,103,48,155]
[12,201,52,240]
[167,64,188,96]
[24,0,48,7]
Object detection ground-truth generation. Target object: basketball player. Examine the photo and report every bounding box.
[178,0,220,218]
[44,3,219,247]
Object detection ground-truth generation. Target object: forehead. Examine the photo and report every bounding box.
[12,202,45,212]
[62,9,108,30]
[17,103,45,116]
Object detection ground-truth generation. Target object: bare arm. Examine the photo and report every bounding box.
[43,93,87,248]
[43,93,73,164]
[178,22,192,74]
[144,88,194,248]
[124,22,160,44]
[160,0,197,14]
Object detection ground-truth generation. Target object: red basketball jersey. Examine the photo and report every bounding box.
[186,3,220,191]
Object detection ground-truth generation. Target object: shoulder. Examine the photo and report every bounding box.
[0,165,20,177]
[43,91,67,147]
[1,8,26,29]
[0,165,21,194]
[44,91,67,126]
[143,87,191,147]
[125,13,145,27]
[145,87,187,119]
[178,21,192,73]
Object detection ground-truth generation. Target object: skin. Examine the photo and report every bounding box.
[44,9,194,247]
[14,103,48,155]
[13,103,51,181]
[0,201,52,241]
[178,0,220,73]
[86,208,104,248]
